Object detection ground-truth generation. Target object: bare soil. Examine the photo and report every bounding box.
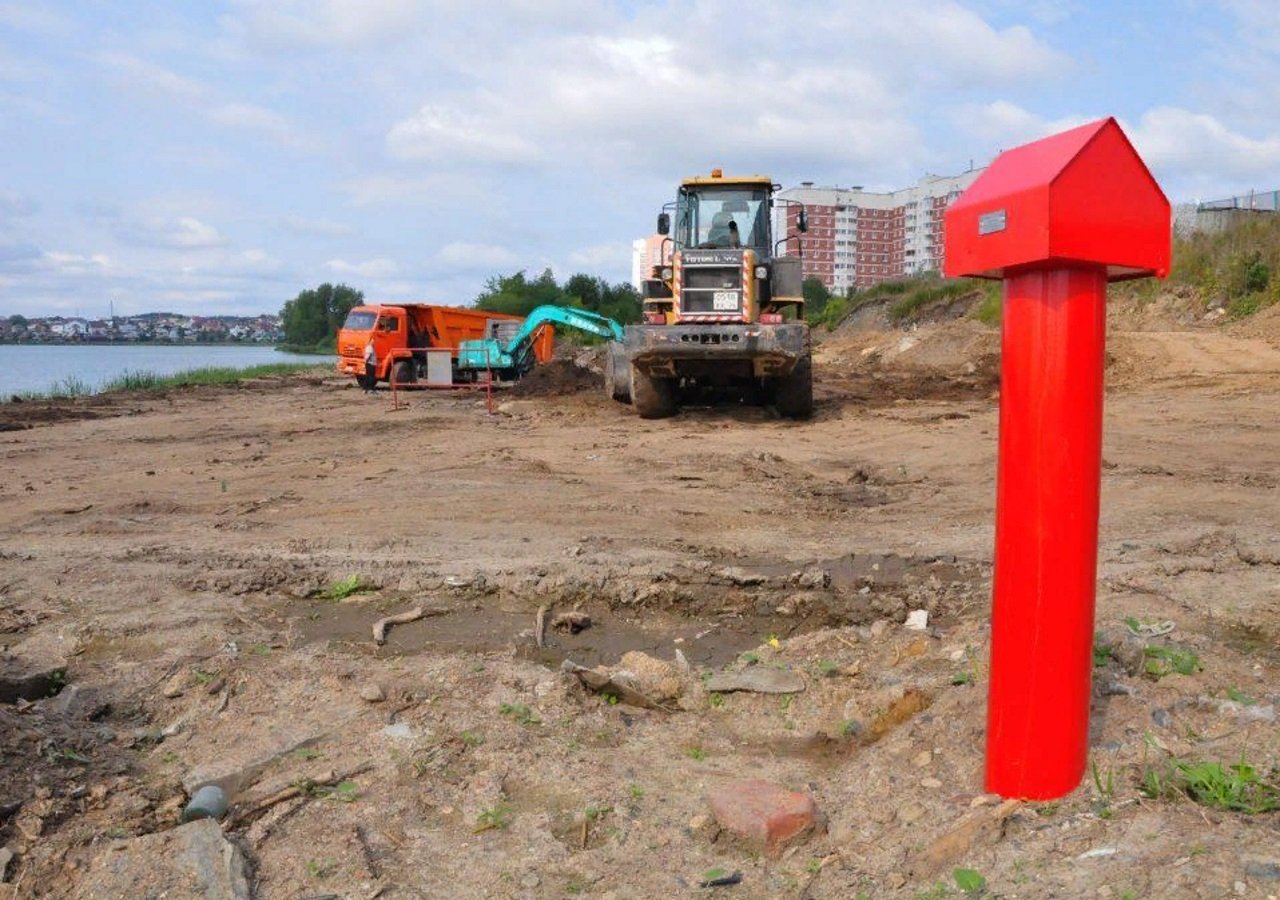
[1,321,1278,899]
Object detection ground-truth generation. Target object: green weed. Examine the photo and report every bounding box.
[1141,757,1280,813]
[1225,687,1257,705]
[1143,645,1201,679]
[474,803,513,832]
[498,702,540,726]
[953,867,986,895]
[627,783,645,801]
[321,574,374,601]
[685,746,707,761]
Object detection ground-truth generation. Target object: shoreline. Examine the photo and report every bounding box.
[4,361,331,404]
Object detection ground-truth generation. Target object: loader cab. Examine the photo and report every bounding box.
[646,171,805,324]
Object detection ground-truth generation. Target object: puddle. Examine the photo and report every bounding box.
[285,597,802,669]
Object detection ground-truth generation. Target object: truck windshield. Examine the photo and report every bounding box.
[676,188,768,251]
[342,311,376,330]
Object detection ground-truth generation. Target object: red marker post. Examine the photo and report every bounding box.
[944,118,1171,799]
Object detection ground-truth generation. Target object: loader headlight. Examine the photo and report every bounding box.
[661,267,674,280]
[754,265,768,280]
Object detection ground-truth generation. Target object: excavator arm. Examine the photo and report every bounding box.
[456,305,625,376]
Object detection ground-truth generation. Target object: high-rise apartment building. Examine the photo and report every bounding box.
[630,234,671,289]
[775,169,983,293]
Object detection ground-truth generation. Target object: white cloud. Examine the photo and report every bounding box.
[222,0,429,49]
[567,242,629,270]
[40,251,118,277]
[325,257,400,278]
[0,192,37,219]
[95,52,302,146]
[279,215,355,237]
[435,242,518,269]
[1126,106,1280,191]
[949,100,1092,148]
[117,216,227,250]
[381,1,1068,180]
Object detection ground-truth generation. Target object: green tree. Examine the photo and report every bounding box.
[802,276,832,319]
[475,269,641,325]
[280,283,364,349]
[7,314,28,328]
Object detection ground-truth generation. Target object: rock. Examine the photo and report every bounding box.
[912,750,933,768]
[1151,707,1173,729]
[1244,858,1280,881]
[869,620,889,639]
[612,651,684,702]
[49,685,110,720]
[0,660,67,705]
[0,847,11,882]
[520,873,541,889]
[72,819,249,900]
[897,803,925,824]
[182,728,325,795]
[705,669,805,695]
[550,611,591,634]
[920,777,942,789]
[706,779,817,858]
[359,683,386,703]
[381,722,415,741]
[1102,680,1135,697]
[160,671,187,699]
[717,566,767,587]
[904,609,929,631]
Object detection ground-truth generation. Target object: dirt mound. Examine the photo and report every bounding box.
[509,359,599,397]
[1226,300,1280,343]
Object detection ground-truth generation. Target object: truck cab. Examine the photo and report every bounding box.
[610,170,813,419]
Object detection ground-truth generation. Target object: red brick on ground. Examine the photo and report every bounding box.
[706,779,818,858]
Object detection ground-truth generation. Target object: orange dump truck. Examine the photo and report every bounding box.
[336,304,554,388]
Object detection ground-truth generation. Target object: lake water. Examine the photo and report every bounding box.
[0,344,334,398]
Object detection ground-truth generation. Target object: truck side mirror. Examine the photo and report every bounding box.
[797,209,808,233]
[657,212,670,236]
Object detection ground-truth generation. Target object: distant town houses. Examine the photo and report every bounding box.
[0,313,283,344]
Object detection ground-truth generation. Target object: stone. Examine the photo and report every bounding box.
[49,685,110,721]
[72,819,249,900]
[381,722,415,740]
[897,803,925,824]
[182,727,324,794]
[359,683,386,703]
[912,750,933,768]
[0,847,11,882]
[705,669,805,695]
[869,620,889,639]
[160,672,187,699]
[1244,858,1280,881]
[706,779,817,858]
[904,609,929,631]
[612,651,684,702]
[1151,707,1173,729]
[920,777,943,789]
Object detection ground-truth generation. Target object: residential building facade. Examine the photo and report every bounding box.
[775,169,983,293]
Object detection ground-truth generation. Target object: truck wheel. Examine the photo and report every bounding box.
[391,360,416,386]
[773,358,813,420]
[604,345,631,403]
[631,365,677,419]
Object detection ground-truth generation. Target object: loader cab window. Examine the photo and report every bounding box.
[676,187,769,251]
[342,311,377,330]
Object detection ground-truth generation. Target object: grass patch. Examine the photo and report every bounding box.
[473,802,513,832]
[973,283,1002,325]
[1143,645,1202,679]
[886,279,975,323]
[100,363,321,393]
[1142,758,1280,814]
[498,702,540,726]
[320,574,375,601]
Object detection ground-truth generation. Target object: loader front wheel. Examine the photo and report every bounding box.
[604,345,632,403]
[631,365,677,419]
[773,357,813,420]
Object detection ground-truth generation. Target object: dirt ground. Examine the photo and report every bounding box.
[1,317,1278,899]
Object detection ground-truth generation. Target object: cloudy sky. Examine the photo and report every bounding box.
[2,0,1279,317]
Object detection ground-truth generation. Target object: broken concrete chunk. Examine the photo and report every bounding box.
[705,668,805,695]
[550,611,591,634]
[73,819,249,900]
[904,609,929,631]
[706,779,818,858]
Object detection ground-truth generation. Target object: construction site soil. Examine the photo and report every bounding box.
[1,311,1278,899]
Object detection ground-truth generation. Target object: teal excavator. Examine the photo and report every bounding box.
[455,305,624,381]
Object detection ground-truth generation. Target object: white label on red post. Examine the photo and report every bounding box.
[979,209,1007,235]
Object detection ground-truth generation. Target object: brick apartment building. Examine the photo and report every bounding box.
[775,169,983,293]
